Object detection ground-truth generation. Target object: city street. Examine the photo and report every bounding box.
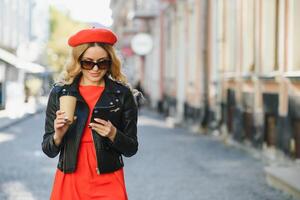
[1,0,300,199]
[0,110,295,200]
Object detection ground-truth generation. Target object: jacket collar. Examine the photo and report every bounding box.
[67,73,121,97]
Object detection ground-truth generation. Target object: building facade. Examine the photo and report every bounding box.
[0,0,49,110]
[111,0,300,160]
[217,0,300,160]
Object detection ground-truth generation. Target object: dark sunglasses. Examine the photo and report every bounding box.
[80,59,111,70]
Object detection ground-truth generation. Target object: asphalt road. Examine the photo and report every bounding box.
[0,110,295,200]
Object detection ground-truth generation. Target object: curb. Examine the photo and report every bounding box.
[265,166,300,200]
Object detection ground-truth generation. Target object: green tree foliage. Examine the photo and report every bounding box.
[47,6,88,78]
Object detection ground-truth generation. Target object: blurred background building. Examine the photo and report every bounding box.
[110,0,300,161]
[0,0,49,111]
[0,0,298,198]
[0,0,298,172]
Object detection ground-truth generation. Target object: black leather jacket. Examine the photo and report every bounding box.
[42,74,138,174]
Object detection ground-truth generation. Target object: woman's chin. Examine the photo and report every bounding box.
[88,75,103,83]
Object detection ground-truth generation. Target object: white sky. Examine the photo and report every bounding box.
[49,0,113,27]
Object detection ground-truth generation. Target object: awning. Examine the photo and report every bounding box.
[0,48,46,73]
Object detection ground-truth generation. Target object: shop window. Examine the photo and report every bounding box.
[226,89,235,133]
[0,82,3,109]
[293,120,300,158]
[265,114,277,147]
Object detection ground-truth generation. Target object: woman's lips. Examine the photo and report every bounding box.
[89,72,100,77]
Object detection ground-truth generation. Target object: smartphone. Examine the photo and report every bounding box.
[91,107,111,123]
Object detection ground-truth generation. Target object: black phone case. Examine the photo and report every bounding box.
[91,107,111,122]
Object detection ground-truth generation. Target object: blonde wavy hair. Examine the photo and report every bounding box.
[60,43,127,85]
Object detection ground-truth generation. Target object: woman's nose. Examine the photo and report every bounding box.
[92,64,99,71]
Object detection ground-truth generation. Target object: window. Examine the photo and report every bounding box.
[225,0,238,72]
[293,0,300,70]
[261,0,278,74]
[188,2,197,84]
[242,0,255,73]
[0,1,3,43]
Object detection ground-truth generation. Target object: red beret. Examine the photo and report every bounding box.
[68,28,118,47]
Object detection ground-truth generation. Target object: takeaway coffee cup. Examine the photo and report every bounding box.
[59,88,77,124]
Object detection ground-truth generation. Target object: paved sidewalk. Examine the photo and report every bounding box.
[0,96,47,131]
[216,130,300,200]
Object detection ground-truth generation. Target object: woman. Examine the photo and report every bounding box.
[42,27,138,200]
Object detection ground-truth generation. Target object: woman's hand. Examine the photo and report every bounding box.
[89,119,117,142]
[53,110,70,146]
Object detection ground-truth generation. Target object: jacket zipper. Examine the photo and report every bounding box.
[90,128,101,175]
[91,107,115,174]
[63,142,66,173]
[91,91,109,175]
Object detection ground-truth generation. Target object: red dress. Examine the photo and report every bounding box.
[50,85,128,200]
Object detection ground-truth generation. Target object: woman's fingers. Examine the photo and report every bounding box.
[94,118,107,125]
[89,122,110,137]
[89,120,117,141]
[56,110,65,116]
[54,116,68,129]
[55,120,69,128]
[90,123,107,132]
[56,110,68,119]
[56,115,67,120]
[55,123,66,129]
[56,119,67,124]
[55,110,68,124]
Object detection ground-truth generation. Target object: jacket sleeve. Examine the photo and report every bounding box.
[110,88,138,157]
[42,87,61,158]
